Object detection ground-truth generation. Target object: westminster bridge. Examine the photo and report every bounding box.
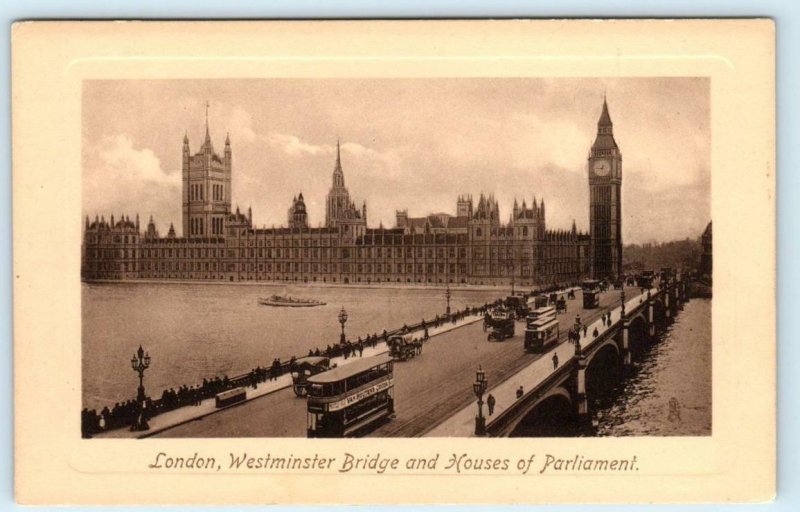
[426,276,689,437]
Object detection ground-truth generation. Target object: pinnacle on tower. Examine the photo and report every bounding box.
[183,130,189,144]
[204,100,211,144]
[335,138,342,172]
[225,131,230,146]
[598,95,612,127]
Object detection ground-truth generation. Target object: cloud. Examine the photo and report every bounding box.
[268,132,331,156]
[93,134,174,184]
[508,113,589,173]
[82,134,179,231]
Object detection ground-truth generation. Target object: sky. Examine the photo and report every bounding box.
[82,78,710,245]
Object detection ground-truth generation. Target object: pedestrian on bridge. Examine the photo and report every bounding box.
[487,394,496,416]
[593,327,599,337]
[552,353,559,369]
[583,325,588,337]
[516,386,524,399]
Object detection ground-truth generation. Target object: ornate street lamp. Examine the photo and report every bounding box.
[130,345,151,431]
[473,366,488,436]
[338,306,348,344]
[445,283,452,317]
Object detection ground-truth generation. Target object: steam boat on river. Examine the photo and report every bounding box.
[258,295,327,308]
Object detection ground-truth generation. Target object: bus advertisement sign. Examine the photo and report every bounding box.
[328,379,393,412]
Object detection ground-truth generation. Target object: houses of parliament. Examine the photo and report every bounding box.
[82,99,623,287]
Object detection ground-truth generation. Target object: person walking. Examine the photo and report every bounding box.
[487,394,496,416]
[583,325,588,337]
[516,386,524,399]
[552,352,559,369]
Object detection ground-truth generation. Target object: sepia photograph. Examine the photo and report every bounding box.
[12,20,775,505]
[80,77,712,439]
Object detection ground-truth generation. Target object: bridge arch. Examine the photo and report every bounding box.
[585,342,621,412]
[508,387,574,437]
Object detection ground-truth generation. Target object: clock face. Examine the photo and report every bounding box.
[593,160,610,177]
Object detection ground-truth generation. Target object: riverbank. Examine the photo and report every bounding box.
[82,278,577,293]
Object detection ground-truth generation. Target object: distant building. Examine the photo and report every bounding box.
[700,221,712,279]
[82,99,628,286]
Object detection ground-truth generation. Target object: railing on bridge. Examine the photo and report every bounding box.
[481,277,688,437]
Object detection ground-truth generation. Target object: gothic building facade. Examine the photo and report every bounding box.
[82,100,625,287]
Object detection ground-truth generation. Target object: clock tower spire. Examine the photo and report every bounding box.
[588,96,623,280]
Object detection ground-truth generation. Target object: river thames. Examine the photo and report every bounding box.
[594,298,712,436]
[82,282,508,410]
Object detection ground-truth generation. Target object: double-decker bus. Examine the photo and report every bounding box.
[524,316,560,353]
[305,354,394,438]
[525,305,559,352]
[581,279,601,309]
[636,270,656,289]
[527,305,556,324]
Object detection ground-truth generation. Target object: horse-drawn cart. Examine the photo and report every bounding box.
[388,335,422,361]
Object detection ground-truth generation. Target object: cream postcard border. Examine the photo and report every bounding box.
[12,20,775,504]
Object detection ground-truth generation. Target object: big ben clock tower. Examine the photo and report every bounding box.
[588,96,623,280]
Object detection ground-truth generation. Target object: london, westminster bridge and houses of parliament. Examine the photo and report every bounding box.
[82,98,624,287]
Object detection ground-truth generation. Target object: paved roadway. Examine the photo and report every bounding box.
[156,287,634,438]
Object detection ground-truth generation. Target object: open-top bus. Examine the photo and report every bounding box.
[581,279,601,309]
[524,316,560,353]
[306,354,394,438]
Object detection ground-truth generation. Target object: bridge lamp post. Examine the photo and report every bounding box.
[130,345,151,431]
[508,260,515,296]
[574,314,583,354]
[338,307,348,344]
[445,284,452,317]
[473,366,488,436]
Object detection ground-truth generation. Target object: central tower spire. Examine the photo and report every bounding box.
[204,101,211,145]
[332,138,344,188]
[335,138,342,173]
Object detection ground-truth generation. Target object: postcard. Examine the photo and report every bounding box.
[12,19,775,504]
